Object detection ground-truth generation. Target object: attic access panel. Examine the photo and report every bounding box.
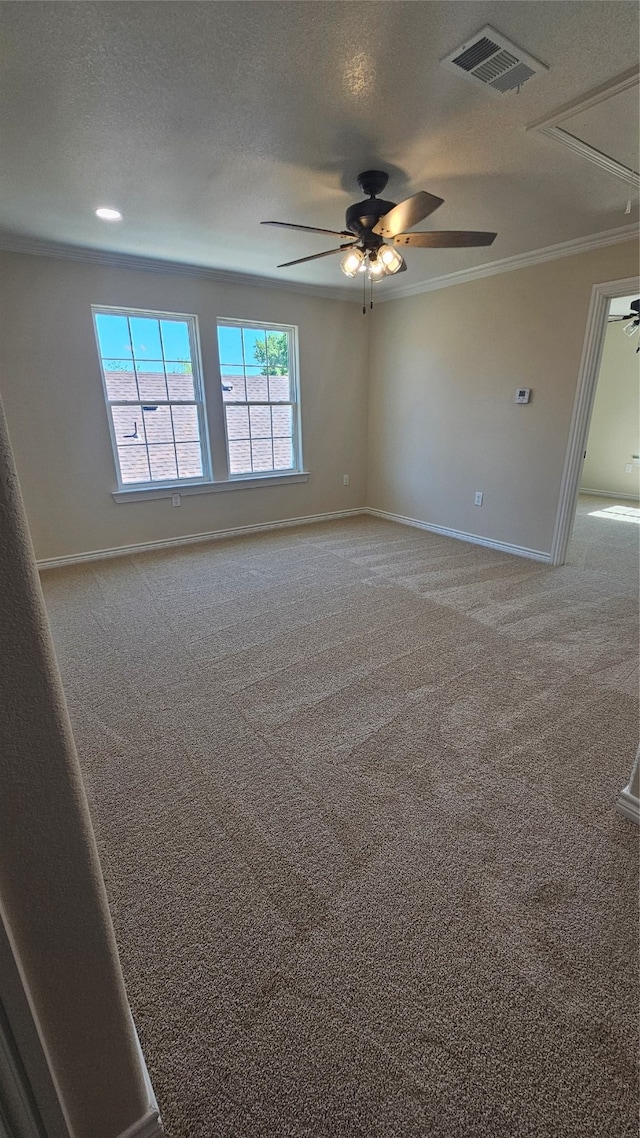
[529,72,640,188]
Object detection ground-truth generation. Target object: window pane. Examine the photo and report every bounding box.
[243,328,267,370]
[148,444,178,481]
[94,308,211,491]
[136,366,167,401]
[104,361,137,402]
[176,442,203,478]
[217,325,243,366]
[118,446,150,484]
[272,405,292,437]
[249,405,271,438]
[112,406,146,447]
[221,370,246,402]
[95,314,132,360]
[265,332,288,376]
[225,406,250,440]
[160,320,191,362]
[171,405,200,443]
[143,405,173,443]
[129,317,162,360]
[245,369,268,402]
[268,374,291,402]
[166,363,195,401]
[228,440,251,475]
[273,438,293,470]
[251,440,273,472]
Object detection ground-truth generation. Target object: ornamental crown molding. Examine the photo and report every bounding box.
[379,223,639,301]
[0,223,637,303]
[0,233,355,303]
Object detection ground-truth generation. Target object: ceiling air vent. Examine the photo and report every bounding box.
[441,26,548,96]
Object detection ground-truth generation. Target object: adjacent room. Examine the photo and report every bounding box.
[0,4,638,1138]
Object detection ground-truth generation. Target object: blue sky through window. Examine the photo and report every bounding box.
[217,325,243,366]
[160,320,191,361]
[243,328,266,363]
[95,314,132,359]
[129,317,162,359]
[95,314,193,365]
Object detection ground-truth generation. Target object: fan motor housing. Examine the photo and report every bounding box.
[345,197,396,238]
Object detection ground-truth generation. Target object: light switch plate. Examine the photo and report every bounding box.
[515,388,531,404]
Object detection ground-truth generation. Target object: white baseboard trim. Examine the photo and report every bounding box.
[117,1107,163,1138]
[580,488,640,502]
[365,508,551,562]
[36,509,367,569]
[615,787,640,826]
[130,1010,160,1118]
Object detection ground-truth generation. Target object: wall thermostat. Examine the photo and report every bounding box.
[515,388,531,404]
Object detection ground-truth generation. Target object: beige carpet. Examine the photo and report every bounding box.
[41,496,639,1137]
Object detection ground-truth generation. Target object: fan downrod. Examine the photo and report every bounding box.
[356,170,389,198]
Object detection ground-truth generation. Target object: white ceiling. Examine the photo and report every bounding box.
[0,1,638,297]
[609,294,639,316]
[560,85,639,174]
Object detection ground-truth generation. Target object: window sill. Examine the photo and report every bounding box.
[112,471,310,503]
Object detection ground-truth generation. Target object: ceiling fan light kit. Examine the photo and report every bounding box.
[340,247,365,277]
[261,169,496,309]
[378,244,404,274]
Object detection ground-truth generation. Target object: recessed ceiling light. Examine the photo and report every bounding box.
[95,207,123,221]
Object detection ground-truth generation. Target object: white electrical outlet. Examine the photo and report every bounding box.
[625,463,633,474]
[171,493,181,507]
[474,491,483,506]
[343,474,350,486]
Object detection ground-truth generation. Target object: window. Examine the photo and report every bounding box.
[93,307,211,489]
[217,320,301,476]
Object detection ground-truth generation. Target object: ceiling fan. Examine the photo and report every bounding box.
[608,298,640,350]
[261,170,497,285]
[608,298,639,328]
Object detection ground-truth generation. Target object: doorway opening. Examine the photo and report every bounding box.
[550,275,640,566]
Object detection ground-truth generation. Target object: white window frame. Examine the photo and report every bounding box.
[92,305,213,492]
[217,318,303,479]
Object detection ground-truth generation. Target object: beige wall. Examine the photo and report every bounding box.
[0,398,152,1138]
[581,319,640,498]
[0,252,368,561]
[367,241,639,555]
[1,242,638,564]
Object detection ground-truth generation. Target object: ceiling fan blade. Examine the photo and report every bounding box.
[277,245,353,268]
[394,231,497,248]
[262,221,354,238]
[373,191,444,238]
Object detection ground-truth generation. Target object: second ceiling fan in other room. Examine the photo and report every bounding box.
[261,170,497,288]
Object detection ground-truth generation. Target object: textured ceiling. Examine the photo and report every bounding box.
[0,1,638,296]
[560,85,639,174]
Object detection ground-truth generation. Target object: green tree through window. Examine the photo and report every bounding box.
[253,331,289,375]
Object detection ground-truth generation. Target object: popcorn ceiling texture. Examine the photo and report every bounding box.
[41,498,639,1137]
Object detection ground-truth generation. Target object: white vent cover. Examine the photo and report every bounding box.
[441,26,548,96]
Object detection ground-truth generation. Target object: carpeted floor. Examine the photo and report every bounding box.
[40,495,639,1138]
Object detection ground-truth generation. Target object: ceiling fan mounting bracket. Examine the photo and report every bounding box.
[356,170,389,198]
